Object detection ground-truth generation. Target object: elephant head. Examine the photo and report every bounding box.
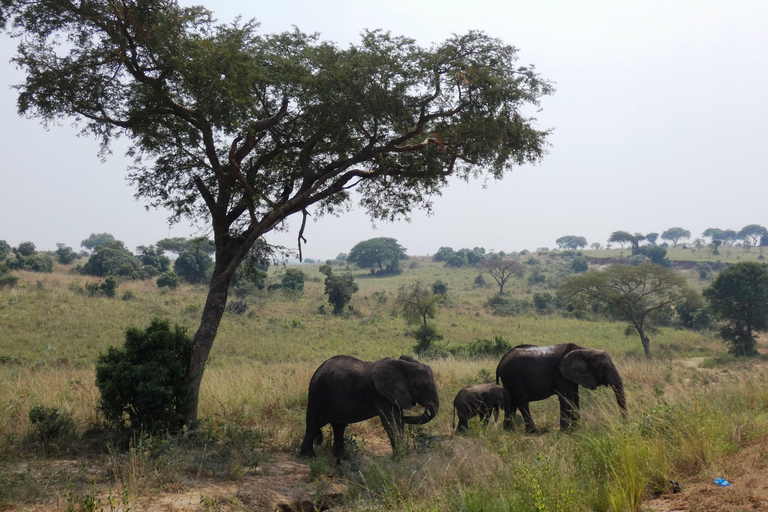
[371,355,439,425]
[559,348,627,416]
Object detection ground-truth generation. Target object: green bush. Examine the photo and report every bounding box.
[0,273,19,289]
[95,318,193,435]
[450,336,512,358]
[173,249,213,284]
[7,252,54,273]
[281,268,305,291]
[157,270,181,289]
[81,240,141,278]
[485,294,530,316]
[28,405,77,455]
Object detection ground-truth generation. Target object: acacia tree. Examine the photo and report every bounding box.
[738,224,768,248]
[660,227,691,246]
[1,1,552,423]
[704,262,768,356]
[560,262,692,359]
[347,237,406,274]
[477,258,525,294]
[397,281,443,352]
[555,235,587,250]
[608,231,644,255]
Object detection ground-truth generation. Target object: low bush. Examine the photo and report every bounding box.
[28,405,77,455]
[95,318,193,436]
[449,336,512,358]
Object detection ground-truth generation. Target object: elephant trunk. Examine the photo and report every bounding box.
[403,392,439,425]
[610,375,627,417]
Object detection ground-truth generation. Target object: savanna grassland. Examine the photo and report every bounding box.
[2,247,768,511]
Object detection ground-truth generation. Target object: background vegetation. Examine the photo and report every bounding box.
[1,242,767,511]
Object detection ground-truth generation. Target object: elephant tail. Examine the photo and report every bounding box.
[452,405,456,429]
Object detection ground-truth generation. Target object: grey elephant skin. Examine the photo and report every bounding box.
[452,383,512,433]
[495,343,627,432]
[300,355,439,458]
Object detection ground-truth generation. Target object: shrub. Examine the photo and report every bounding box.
[640,245,668,265]
[533,292,555,313]
[321,266,358,315]
[7,252,54,273]
[101,276,118,298]
[450,336,512,358]
[28,405,77,455]
[431,280,448,301]
[474,273,487,287]
[226,300,250,314]
[95,318,193,435]
[17,241,36,257]
[281,269,305,291]
[174,249,212,284]
[54,243,78,265]
[0,273,19,289]
[485,294,530,316]
[696,262,712,280]
[528,268,546,285]
[157,270,181,289]
[0,239,10,260]
[413,324,443,354]
[571,256,589,273]
[81,240,140,278]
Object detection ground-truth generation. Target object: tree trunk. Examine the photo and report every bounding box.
[181,251,238,425]
[640,331,652,359]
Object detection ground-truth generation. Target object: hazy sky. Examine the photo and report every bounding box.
[1,1,766,259]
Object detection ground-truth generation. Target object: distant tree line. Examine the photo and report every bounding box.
[555,224,767,257]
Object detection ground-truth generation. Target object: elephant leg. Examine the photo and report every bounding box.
[331,423,347,459]
[300,424,322,458]
[503,404,518,430]
[518,402,537,433]
[456,416,469,433]
[558,390,580,431]
[480,407,492,426]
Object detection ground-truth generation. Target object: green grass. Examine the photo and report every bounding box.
[1,253,765,510]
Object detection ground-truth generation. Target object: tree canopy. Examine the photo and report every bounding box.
[556,235,587,250]
[1,0,553,424]
[347,237,407,274]
[704,262,768,356]
[660,227,691,246]
[560,262,692,359]
[738,224,768,247]
[81,233,116,252]
[608,231,644,255]
[477,258,525,294]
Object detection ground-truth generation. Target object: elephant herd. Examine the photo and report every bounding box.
[300,343,627,459]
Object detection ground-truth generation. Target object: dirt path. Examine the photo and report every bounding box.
[144,454,347,511]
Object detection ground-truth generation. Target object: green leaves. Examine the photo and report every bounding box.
[3,2,553,231]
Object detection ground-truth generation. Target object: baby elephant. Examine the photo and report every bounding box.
[453,383,512,433]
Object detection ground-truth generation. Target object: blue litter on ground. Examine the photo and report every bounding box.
[713,478,730,487]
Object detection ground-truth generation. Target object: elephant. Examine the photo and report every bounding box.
[300,354,440,458]
[495,343,627,433]
[452,383,512,433]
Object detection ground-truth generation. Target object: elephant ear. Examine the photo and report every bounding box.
[560,350,598,390]
[372,358,413,410]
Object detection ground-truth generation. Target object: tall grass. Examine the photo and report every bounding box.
[2,257,764,510]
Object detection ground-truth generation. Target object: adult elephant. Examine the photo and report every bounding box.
[496,343,627,433]
[300,355,439,458]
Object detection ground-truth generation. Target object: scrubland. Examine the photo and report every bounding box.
[1,250,767,511]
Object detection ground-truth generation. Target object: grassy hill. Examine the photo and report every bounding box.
[1,248,767,511]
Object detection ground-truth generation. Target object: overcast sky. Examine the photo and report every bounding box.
[1,0,766,259]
